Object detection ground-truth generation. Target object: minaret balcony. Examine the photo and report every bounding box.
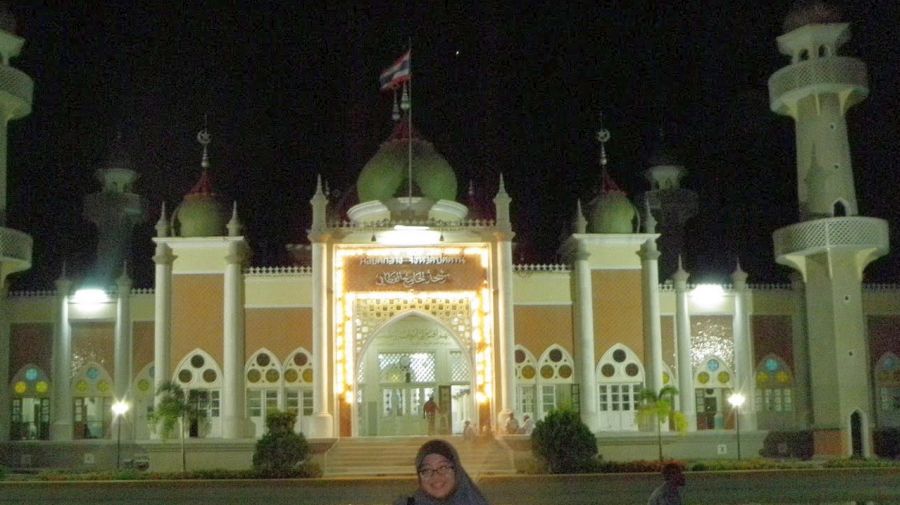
[0,65,32,118]
[773,216,888,264]
[768,57,868,116]
[0,226,32,273]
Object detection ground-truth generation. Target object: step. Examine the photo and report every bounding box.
[323,437,515,476]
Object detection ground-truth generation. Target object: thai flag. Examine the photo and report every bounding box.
[379,50,411,91]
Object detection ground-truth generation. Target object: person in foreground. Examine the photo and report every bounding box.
[647,462,686,505]
[395,439,490,505]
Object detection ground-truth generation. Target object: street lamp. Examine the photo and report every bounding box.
[111,399,130,470]
[727,392,746,460]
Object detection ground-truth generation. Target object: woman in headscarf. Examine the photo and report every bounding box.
[394,439,490,505]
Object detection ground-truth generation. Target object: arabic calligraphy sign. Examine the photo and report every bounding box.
[342,249,488,292]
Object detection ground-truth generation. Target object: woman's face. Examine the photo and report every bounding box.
[418,453,457,500]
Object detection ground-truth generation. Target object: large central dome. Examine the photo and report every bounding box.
[357,120,457,203]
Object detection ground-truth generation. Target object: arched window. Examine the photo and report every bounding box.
[174,350,223,438]
[72,362,113,439]
[246,349,281,437]
[284,348,314,433]
[133,363,155,440]
[596,344,644,431]
[694,356,734,430]
[755,355,793,412]
[536,345,576,419]
[514,345,537,421]
[875,353,900,428]
[9,364,50,440]
[833,200,847,217]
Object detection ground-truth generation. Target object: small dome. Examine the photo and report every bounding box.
[588,170,636,234]
[783,1,842,33]
[176,171,227,237]
[589,192,636,233]
[357,120,457,203]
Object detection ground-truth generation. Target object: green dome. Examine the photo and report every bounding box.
[589,192,636,233]
[177,170,227,237]
[357,122,457,203]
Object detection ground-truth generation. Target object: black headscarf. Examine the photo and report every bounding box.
[395,439,490,505]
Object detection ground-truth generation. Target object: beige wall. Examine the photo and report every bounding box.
[133,321,155,376]
[171,274,224,374]
[514,305,573,357]
[593,269,644,359]
[245,307,312,361]
[10,323,53,375]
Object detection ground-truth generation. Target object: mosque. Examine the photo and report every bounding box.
[0,4,898,471]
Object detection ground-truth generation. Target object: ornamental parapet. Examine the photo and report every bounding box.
[773,216,888,261]
[768,56,867,116]
[0,226,31,273]
[0,65,32,118]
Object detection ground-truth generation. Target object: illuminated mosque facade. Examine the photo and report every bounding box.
[0,4,898,469]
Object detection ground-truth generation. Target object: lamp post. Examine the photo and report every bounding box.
[728,392,745,460]
[111,399,130,470]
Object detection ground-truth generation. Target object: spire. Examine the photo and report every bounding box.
[574,199,587,234]
[731,258,748,287]
[643,196,657,233]
[310,174,328,231]
[671,254,689,284]
[493,173,512,231]
[188,127,216,196]
[155,201,169,237]
[227,201,242,237]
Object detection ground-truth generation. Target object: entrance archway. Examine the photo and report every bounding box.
[851,410,863,458]
[355,313,474,436]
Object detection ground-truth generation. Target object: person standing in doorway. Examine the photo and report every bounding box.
[424,396,439,435]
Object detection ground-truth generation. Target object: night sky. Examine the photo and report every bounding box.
[5,1,900,290]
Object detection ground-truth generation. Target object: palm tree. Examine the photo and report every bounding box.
[148,381,202,472]
[636,385,687,462]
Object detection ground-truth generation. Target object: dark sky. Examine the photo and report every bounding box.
[6,1,900,290]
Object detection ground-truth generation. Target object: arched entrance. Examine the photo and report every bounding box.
[850,410,865,458]
[355,313,474,436]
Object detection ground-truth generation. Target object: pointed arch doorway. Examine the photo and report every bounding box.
[355,313,475,437]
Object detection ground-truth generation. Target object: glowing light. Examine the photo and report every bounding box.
[344,391,354,404]
[375,226,442,245]
[71,288,110,307]
[111,399,130,417]
[728,392,746,408]
[691,284,726,308]
[476,391,487,403]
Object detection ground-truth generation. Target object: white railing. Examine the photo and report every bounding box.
[0,65,33,110]
[246,265,312,275]
[769,56,867,111]
[773,216,889,258]
[513,263,570,272]
[0,227,32,264]
[327,217,496,229]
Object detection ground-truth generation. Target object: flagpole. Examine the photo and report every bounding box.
[406,42,413,209]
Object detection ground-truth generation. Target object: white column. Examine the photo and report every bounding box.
[789,272,811,427]
[639,239,664,393]
[222,240,252,439]
[50,276,73,441]
[0,283,10,441]
[114,270,133,439]
[731,264,757,431]
[573,243,598,431]
[152,241,174,409]
[496,235,517,419]
[308,237,333,437]
[671,261,696,431]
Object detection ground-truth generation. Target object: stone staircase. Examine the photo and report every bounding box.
[323,436,515,477]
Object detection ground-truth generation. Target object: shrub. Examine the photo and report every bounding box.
[0,465,6,480]
[531,408,598,473]
[252,409,310,475]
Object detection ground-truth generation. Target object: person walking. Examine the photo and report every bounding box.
[424,396,439,435]
[647,462,686,505]
[395,439,490,505]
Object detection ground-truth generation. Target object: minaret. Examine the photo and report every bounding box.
[769,2,889,457]
[0,6,33,442]
[83,133,148,286]
[641,129,698,279]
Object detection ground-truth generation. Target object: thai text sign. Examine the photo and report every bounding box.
[342,249,488,292]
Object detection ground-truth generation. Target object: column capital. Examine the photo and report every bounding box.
[153,242,175,265]
[308,230,332,243]
[493,230,516,242]
[638,241,660,261]
[225,240,250,265]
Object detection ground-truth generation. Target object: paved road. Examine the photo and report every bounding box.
[1,468,898,505]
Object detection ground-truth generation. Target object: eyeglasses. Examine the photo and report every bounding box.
[418,465,455,479]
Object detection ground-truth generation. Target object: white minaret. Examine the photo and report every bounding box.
[769,3,889,457]
[0,7,32,443]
